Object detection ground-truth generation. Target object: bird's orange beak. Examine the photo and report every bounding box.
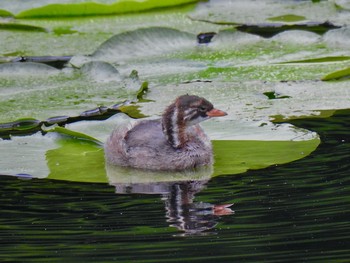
[206,108,227,117]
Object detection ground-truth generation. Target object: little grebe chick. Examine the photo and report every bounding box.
[104,95,227,171]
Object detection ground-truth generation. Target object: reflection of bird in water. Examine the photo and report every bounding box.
[163,181,233,235]
[107,163,233,235]
[111,178,233,235]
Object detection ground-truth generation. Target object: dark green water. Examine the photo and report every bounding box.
[1,110,349,262]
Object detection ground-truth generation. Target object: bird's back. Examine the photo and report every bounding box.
[105,119,213,171]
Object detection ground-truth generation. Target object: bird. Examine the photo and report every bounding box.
[104,95,227,171]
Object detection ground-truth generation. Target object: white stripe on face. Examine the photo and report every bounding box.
[170,106,180,147]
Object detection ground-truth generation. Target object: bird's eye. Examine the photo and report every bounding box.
[198,106,207,112]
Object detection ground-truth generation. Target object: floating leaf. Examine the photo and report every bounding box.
[0,9,13,17]
[0,23,47,32]
[0,118,41,131]
[15,0,199,18]
[0,62,146,123]
[278,56,350,64]
[267,14,306,22]
[46,139,106,183]
[213,139,320,176]
[0,118,42,138]
[322,67,350,81]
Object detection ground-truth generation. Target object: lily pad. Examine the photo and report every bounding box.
[0,61,146,123]
[0,0,199,18]
[0,9,13,17]
[31,0,197,17]
[213,139,320,176]
[189,0,342,25]
[0,23,47,32]
[0,112,320,182]
[91,27,196,63]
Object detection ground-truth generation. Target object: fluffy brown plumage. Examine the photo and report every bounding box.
[104,95,227,171]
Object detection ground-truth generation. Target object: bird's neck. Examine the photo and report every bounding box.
[162,104,187,149]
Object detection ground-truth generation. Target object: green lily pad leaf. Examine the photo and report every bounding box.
[321,67,350,81]
[46,139,106,183]
[278,56,350,64]
[0,23,47,32]
[0,118,41,131]
[268,14,306,23]
[0,118,42,138]
[213,139,320,176]
[0,9,13,17]
[15,0,199,18]
[0,61,147,123]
